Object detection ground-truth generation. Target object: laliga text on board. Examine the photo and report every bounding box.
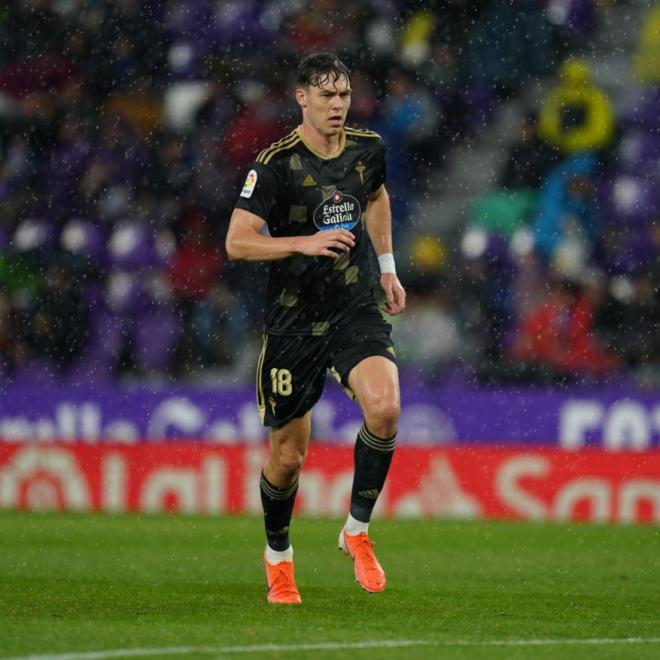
[0,444,658,523]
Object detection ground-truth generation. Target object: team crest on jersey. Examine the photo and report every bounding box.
[240,169,257,198]
[313,191,361,231]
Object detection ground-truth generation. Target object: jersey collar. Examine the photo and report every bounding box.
[296,125,346,160]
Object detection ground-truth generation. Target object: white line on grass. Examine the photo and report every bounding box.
[7,637,660,659]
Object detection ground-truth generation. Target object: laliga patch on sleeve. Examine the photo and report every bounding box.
[240,169,257,198]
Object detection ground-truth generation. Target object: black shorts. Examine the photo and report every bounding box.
[256,305,396,427]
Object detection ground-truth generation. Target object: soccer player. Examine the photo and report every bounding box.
[225,52,406,604]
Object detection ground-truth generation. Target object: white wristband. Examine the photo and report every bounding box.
[377,253,396,274]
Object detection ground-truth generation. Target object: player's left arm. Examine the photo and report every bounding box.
[365,184,406,315]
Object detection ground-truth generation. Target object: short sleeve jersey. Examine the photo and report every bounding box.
[234,126,386,336]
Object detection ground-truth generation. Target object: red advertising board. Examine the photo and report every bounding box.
[0,443,659,523]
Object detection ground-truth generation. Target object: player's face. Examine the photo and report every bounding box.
[298,74,351,137]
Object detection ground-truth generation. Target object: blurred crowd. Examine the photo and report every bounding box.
[398,3,660,389]
[0,0,657,389]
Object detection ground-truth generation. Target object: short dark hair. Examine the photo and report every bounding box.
[297,52,350,88]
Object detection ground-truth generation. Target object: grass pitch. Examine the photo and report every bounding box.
[0,512,659,659]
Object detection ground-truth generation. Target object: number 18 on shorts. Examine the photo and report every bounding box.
[256,311,396,428]
[257,333,331,428]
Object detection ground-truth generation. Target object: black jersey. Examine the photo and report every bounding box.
[234,126,386,336]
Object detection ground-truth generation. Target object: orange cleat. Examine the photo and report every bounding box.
[339,528,386,593]
[263,552,302,604]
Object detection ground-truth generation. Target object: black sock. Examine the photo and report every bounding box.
[260,472,298,552]
[350,423,396,523]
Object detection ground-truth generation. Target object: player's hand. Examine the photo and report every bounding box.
[380,273,406,315]
[297,229,355,258]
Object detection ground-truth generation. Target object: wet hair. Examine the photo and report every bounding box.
[297,52,350,88]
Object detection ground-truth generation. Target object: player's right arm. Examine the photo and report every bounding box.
[225,208,355,262]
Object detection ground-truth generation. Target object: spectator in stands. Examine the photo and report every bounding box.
[285,0,351,54]
[500,111,559,190]
[634,5,660,85]
[509,271,617,382]
[376,66,439,231]
[0,0,647,388]
[457,230,516,381]
[466,0,553,95]
[532,152,602,266]
[189,282,248,370]
[596,222,660,386]
[149,130,194,201]
[221,80,287,177]
[399,8,437,68]
[168,208,224,372]
[106,74,162,139]
[43,110,93,221]
[168,208,223,304]
[0,132,32,221]
[596,273,660,372]
[23,260,89,371]
[538,58,614,155]
[343,69,378,125]
[395,236,464,378]
[0,290,17,375]
[396,274,463,380]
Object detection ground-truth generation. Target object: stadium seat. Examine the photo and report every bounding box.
[13,358,59,388]
[620,86,660,131]
[605,175,659,226]
[133,308,182,372]
[108,222,172,271]
[105,270,148,315]
[616,129,660,177]
[60,219,107,263]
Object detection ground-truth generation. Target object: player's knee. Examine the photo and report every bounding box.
[364,395,400,437]
[275,444,306,479]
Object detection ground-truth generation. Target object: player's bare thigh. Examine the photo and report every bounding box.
[347,356,400,438]
[264,411,312,488]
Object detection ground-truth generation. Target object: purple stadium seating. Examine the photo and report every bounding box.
[485,231,516,274]
[213,0,273,45]
[461,83,496,131]
[546,0,596,36]
[164,0,213,40]
[619,86,660,131]
[605,175,660,225]
[108,222,166,271]
[133,308,182,372]
[617,129,660,179]
[13,217,54,252]
[60,219,108,263]
[105,270,149,315]
[604,226,656,275]
[65,309,127,385]
[167,39,207,79]
[0,224,11,250]
[13,358,59,388]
